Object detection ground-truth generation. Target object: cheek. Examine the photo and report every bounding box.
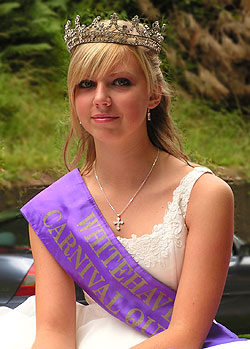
[75,95,87,118]
[125,95,148,118]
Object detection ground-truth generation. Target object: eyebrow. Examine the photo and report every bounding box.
[109,71,134,77]
[79,70,136,82]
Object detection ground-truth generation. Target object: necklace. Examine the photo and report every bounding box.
[93,149,160,231]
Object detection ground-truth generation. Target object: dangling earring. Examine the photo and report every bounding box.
[147,108,151,121]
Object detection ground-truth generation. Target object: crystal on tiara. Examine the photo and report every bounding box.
[64,13,166,54]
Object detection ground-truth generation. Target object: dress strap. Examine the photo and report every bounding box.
[174,167,213,218]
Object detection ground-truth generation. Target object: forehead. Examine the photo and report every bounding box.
[100,51,144,77]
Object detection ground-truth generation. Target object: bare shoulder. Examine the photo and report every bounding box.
[191,170,233,201]
[160,155,234,212]
[186,170,234,229]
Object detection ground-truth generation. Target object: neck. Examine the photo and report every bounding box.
[93,138,159,188]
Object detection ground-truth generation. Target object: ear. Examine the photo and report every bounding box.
[148,84,162,109]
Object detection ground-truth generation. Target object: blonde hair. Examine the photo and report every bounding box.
[64,40,188,173]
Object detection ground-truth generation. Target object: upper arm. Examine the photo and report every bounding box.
[29,225,76,337]
[168,174,234,346]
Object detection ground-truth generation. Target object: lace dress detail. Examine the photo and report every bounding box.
[117,167,212,272]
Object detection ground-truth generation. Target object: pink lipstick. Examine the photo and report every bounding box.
[91,114,119,123]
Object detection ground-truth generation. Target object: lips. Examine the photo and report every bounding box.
[91,114,119,123]
[92,114,119,119]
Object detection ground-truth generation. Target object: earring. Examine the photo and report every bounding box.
[147,108,151,121]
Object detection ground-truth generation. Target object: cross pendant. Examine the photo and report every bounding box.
[113,216,124,231]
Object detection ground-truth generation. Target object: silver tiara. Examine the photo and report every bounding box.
[64,13,166,54]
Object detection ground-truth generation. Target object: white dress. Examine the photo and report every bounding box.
[0,167,249,349]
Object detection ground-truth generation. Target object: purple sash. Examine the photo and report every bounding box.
[21,169,247,347]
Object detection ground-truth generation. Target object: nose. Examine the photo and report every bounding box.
[93,83,111,107]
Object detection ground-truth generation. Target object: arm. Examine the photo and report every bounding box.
[29,225,76,349]
[132,174,234,349]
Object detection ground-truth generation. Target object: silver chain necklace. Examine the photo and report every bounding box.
[93,149,160,231]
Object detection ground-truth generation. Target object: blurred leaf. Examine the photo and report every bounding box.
[3,43,52,57]
[0,2,20,16]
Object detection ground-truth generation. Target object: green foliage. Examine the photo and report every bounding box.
[0,2,20,16]
[66,0,138,18]
[4,43,52,56]
[239,334,250,339]
[152,0,223,21]
[0,71,69,186]
[0,0,66,79]
[45,0,68,14]
[172,97,250,175]
[0,0,138,81]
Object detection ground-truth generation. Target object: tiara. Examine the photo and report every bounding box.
[64,13,166,54]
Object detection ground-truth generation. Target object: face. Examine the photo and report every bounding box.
[74,50,159,146]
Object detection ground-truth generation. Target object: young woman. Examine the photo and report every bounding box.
[0,13,249,349]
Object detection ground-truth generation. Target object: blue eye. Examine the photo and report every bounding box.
[113,78,131,86]
[78,80,95,88]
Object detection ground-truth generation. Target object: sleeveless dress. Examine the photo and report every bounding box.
[0,167,249,349]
